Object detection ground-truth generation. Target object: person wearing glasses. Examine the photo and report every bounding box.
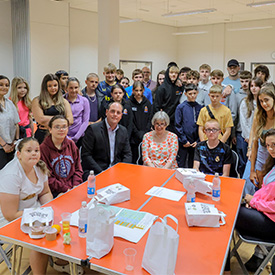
[197,84,234,144]
[193,119,233,176]
[40,115,83,197]
[142,67,157,91]
[142,111,178,169]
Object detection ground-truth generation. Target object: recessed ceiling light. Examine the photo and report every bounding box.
[162,8,216,17]
[172,31,208,35]
[120,18,142,23]
[227,26,272,31]
[247,0,275,7]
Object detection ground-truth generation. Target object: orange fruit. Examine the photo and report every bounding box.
[52,224,61,234]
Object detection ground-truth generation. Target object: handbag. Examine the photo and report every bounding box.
[185,202,226,227]
[86,204,115,259]
[142,214,179,275]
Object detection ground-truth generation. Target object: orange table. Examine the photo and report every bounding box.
[0,163,174,274]
[0,164,244,274]
[141,174,245,275]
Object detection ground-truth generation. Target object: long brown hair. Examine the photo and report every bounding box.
[39,74,65,115]
[246,77,263,118]
[10,77,32,113]
[255,82,275,139]
[262,129,275,177]
[17,137,49,175]
[0,75,10,113]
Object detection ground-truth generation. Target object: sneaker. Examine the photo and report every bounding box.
[245,254,263,272]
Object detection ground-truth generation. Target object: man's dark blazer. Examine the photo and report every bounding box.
[81,120,132,180]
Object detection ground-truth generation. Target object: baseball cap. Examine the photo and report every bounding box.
[227,59,239,67]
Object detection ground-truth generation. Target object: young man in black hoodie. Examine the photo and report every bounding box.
[129,81,153,164]
[154,65,182,133]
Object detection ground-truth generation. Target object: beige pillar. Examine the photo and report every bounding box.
[98,0,120,73]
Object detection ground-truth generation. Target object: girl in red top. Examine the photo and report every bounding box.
[10,77,34,138]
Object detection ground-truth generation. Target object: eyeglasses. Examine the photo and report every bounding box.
[53,125,68,130]
[204,128,220,133]
[143,71,150,74]
[266,143,275,150]
[155,122,166,127]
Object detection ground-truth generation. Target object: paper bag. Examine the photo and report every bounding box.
[185,202,226,227]
[20,207,54,234]
[95,183,130,205]
[142,214,179,275]
[86,204,115,259]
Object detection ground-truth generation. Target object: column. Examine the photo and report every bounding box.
[98,0,120,72]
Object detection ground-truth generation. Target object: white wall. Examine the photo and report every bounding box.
[0,1,13,80]
[69,8,98,86]
[177,19,275,80]
[29,0,69,98]
[120,21,178,82]
[2,1,275,98]
[69,9,178,85]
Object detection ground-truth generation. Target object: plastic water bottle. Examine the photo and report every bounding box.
[186,178,196,203]
[87,170,96,199]
[78,201,88,238]
[212,173,221,201]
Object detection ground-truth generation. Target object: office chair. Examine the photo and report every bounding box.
[230,230,275,275]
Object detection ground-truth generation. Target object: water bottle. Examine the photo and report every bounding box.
[87,170,96,199]
[78,201,88,238]
[186,178,196,203]
[212,173,221,201]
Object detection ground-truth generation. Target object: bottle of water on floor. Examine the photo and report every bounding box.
[212,173,221,201]
[186,178,196,203]
[78,201,88,238]
[87,170,96,199]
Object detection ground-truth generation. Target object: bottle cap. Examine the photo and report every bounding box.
[89,170,94,175]
[215,173,219,176]
[82,201,87,207]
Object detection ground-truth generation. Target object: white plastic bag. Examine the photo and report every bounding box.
[95,183,130,205]
[185,202,226,227]
[142,214,179,275]
[86,204,115,259]
[20,207,54,233]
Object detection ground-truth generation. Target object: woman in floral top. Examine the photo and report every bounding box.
[142,111,178,169]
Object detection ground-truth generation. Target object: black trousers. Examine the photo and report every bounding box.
[0,149,14,170]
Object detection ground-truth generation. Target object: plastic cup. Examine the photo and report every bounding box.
[123,248,136,271]
[61,212,71,233]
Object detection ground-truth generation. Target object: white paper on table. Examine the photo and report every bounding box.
[70,204,157,243]
[145,186,185,201]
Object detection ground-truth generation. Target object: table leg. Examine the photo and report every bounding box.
[69,262,78,275]
[11,244,17,275]
[16,246,23,275]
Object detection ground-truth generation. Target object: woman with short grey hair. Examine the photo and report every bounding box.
[142,111,178,169]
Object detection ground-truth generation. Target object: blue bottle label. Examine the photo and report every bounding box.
[212,189,220,197]
[84,224,87,233]
[87,187,95,195]
[191,197,195,202]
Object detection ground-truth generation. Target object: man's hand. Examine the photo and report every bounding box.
[183,142,191,148]
[222,85,232,98]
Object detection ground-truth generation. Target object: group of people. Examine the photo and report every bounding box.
[0,58,274,273]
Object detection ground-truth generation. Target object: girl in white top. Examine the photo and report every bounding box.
[0,137,53,275]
